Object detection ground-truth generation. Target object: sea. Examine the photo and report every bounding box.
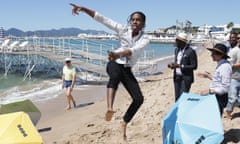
[0,39,178,104]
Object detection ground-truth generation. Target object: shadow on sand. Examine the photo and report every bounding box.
[37,102,94,133]
[222,129,240,144]
[38,127,52,133]
[75,102,94,109]
[144,76,172,82]
[231,112,240,120]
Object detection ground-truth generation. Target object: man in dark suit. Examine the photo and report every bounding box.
[168,33,198,101]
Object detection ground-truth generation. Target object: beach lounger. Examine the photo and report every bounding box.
[8,41,19,52]
[19,41,29,51]
[0,39,10,52]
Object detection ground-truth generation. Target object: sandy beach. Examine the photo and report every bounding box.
[35,45,240,144]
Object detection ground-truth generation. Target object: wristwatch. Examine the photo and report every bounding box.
[209,89,214,94]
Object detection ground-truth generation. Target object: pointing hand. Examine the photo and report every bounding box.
[70,3,82,15]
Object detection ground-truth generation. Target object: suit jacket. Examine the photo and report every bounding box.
[173,44,198,83]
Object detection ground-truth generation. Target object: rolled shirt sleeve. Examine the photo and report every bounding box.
[93,12,124,33]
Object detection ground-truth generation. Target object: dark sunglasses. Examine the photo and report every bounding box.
[66,61,71,63]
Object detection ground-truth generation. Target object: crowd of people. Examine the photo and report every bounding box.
[60,3,240,142]
[167,31,240,120]
[197,32,240,118]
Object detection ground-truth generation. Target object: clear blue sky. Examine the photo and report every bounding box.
[0,0,239,33]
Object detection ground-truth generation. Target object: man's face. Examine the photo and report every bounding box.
[229,34,237,47]
[175,39,186,48]
[229,34,237,41]
[237,34,240,47]
[130,13,144,33]
[65,61,71,66]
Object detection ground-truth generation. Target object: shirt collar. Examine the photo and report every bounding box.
[216,59,229,69]
[129,27,143,41]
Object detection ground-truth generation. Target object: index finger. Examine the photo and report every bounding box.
[69,3,77,7]
[205,71,210,74]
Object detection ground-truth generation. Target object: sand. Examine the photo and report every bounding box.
[35,46,240,144]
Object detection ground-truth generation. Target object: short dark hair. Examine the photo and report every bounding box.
[127,11,146,28]
[230,31,238,35]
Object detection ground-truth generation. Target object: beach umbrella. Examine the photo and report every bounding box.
[0,111,43,144]
[162,93,224,144]
[0,99,41,125]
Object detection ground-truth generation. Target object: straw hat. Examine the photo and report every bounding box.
[207,43,230,58]
[176,33,188,43]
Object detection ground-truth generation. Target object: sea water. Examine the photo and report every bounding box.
[0,39,176,104]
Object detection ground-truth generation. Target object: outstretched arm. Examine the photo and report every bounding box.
[70,3,125,34]
[70,3,95,18]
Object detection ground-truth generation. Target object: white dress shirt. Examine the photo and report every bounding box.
[94,12,150,67]
[210,59,232,94]
[228,46,240,80]
[176,47,185,75]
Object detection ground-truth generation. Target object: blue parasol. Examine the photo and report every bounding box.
[162,92,224,144]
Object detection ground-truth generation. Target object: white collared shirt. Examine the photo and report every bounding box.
[176,47,186,75]
[94,12,150,67]
[228,46,240,80]
[210,59,232,94]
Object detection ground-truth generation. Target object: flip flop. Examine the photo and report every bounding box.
[105,110,115,121]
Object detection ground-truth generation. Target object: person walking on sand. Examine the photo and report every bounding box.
[198,43,232,116]
[225,33,240,119]
[168,33,198,101]
[62,57,76,110]
[70,3,150,141]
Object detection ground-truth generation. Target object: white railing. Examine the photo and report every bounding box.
[0,37,157,77]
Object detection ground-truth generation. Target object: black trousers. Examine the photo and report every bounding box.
[106,61,144,123]
[215,93,228,116]
[174,75,192,102]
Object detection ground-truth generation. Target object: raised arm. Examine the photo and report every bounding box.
[70,3,95,18]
